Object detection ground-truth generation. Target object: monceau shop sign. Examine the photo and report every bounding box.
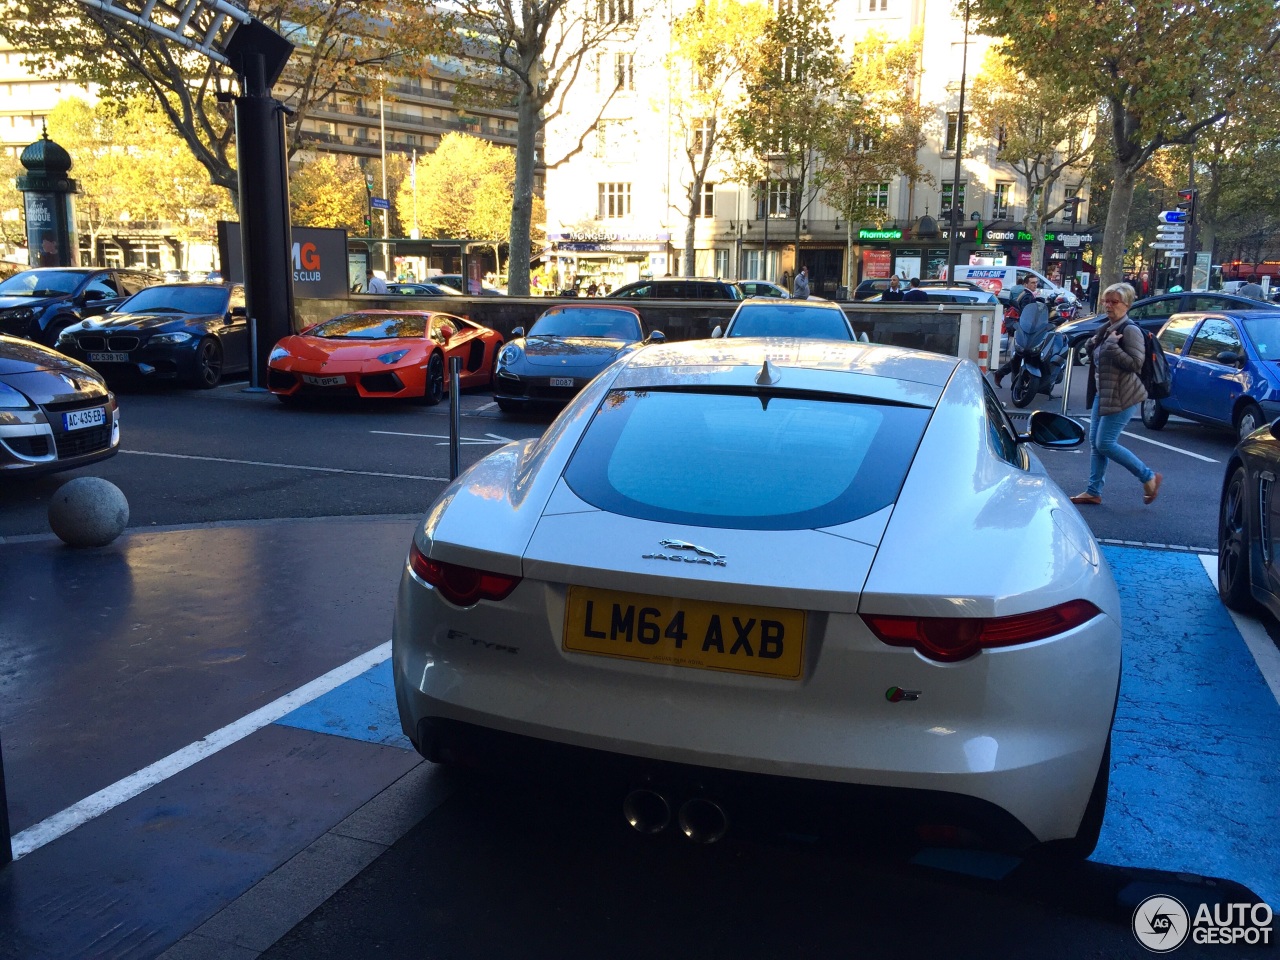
[550,229,670,253]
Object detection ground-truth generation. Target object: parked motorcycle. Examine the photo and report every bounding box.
[1008,302,1071,408]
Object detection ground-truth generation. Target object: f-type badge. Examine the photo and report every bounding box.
[642,539,727,567]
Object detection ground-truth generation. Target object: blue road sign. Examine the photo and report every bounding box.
[371,197,390,210]
[1158,210,1187,224]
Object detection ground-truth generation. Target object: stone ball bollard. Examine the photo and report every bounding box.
[48,477,130,548]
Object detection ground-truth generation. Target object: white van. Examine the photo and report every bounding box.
[943,265,1075,303]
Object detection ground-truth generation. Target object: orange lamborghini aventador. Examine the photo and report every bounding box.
[267,310,502,404]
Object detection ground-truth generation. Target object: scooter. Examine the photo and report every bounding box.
[1008,302,1071,408]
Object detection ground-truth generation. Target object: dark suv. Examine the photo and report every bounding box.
[0,267,164,345]
[607,277,742,300]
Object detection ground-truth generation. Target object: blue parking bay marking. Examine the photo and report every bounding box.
[276,659,413,750]
[1095,546,1278,906]
[276,548,1280,905]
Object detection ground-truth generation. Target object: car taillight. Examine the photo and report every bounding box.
[408,542,520,606]
[861,599,1101,663]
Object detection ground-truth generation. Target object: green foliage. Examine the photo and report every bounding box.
[290,154,371,234]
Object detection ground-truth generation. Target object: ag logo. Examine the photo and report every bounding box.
[1133,895,1190,952]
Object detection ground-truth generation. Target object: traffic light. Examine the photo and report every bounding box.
[1177,188,1197,216]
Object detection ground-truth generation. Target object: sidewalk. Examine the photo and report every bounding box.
[1,518,1278,959]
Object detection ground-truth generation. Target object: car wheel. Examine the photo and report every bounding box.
[43,319,74,349]
[1235,401,1265,441]
[1218,466,1259,613]
[496,397,520,414]
[1072,343,1090,367]
[419,352,445,406]
[1140,398,1168,431]
[1010,370,1035,408]
[193,339,223,388]
[1033,738,1110,863]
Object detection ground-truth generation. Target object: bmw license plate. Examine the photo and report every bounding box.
[63,406,106,431]
[87,352,129,362]
[564,586,805,680]
[549,377,575,388]
[302,374,346,387]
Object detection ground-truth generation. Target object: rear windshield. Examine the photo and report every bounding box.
[564,388,930,530]
[727,305,852,340]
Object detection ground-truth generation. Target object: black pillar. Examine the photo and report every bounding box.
[234,52,295,388]
[0,733,12,867]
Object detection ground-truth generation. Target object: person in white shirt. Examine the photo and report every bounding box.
[365,269,388,294]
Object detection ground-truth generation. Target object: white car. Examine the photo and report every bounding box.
[392,338,1121,857]
[712,298,855,340]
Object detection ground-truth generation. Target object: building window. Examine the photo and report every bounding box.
[698,182,715,217]
[691,118,713,156]
[944,111,967,153]
[598,182,631,218]
[995,124,1007,155]
[594,0,634,22]
[597,52,635,92]
[715,249,729,277]
[993,181,1012,219]
[858,182,890,210]
[941,180,967,214]
[867,0,887,9]
[756,180,795,219]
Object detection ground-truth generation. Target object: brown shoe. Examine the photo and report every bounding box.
[994,372,1005,387]
[1070,492,1102,505]
[1143,472,1163,505]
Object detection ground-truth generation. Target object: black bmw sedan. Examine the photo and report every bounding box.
[56,283,248,388]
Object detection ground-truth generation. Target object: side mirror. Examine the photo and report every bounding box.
[1018,410,1085,448]
[81,289,106,303]
[1217,350,1242,366]
[512,326,526,338]
[711,325,723,339]
[230,306,247,318]
[647,330,666,343]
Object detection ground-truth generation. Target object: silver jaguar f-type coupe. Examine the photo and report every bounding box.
[393,338,1121,857]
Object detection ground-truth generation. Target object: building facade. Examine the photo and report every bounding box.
[543,0,1095,296]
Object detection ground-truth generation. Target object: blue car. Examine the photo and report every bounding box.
[1142,310,1280,441]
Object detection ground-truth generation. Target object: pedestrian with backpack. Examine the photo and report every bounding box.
[1070,282,1163,506]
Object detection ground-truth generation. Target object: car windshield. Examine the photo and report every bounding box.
[0,270,85,297]
[312,314,427,339]
[564,388,930,530]
[727,305,852,340]
[1242,315,1280,360]
[118,285,229,314]
[529,308,642,340]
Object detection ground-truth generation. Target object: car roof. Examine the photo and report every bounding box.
[735,296,842,309]
[538,302,641,315]
[611,337,958,402]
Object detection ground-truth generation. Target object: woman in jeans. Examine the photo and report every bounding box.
[1070,282,1163,506]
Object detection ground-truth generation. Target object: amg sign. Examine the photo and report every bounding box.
[217,222,348,299]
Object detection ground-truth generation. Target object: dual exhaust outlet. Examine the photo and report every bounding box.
[623,788,728,844]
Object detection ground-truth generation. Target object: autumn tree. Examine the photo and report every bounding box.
[0,0,454,206]
[667,0,770,276]
[968,45,1094,271]
[969,0,1280,286]
[451,0,649,295]
[1,153,24,254]
[291,154,371,234]
[724,0,846,274]
[811,30,929,289]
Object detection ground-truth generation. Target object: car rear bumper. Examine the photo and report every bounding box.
[391,568,1120,847]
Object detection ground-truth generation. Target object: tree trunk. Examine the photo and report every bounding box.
[684,178,699,277]
[508,81,539,297]
[1100,159,1138,288]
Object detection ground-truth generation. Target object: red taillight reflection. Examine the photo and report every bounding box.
[862,599,1101,663]
[408,542,520,606]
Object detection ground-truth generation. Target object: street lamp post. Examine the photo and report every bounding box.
[946,0,970,282]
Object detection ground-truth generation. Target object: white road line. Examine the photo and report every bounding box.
[369,430,513,446]
[1120,430,1219,463]
[121,449,448,481]
[11,642,394,860]
[475,401,497,412]
[1198,554,1280,708]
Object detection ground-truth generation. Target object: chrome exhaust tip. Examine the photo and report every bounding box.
[623,788,671,835]
[678,797,729,844]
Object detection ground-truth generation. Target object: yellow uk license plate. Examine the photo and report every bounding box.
[564,586,805,680]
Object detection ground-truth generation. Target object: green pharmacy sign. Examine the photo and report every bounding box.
[858,229,903,240]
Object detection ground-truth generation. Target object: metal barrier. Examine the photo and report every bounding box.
[448,356,462,480]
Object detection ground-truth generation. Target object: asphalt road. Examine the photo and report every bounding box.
[0,370,1242,551]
